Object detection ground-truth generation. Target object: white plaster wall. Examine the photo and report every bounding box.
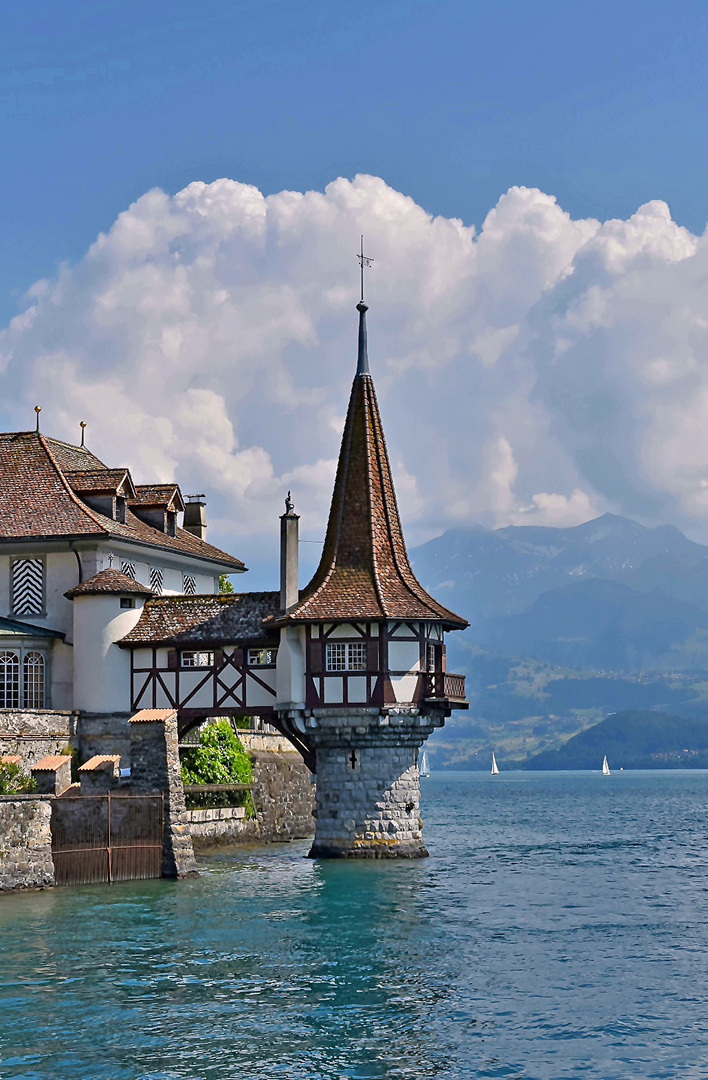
[389,621,422,639]
[347,676,367,702]
[392,674,419,703]
[324,677,343,704]
[388,641,420,674]
[275,626,305,708]
[50,640,74,709]
[72,595,145,712]
[245,671,277,707]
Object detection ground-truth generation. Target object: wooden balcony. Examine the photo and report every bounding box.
[424,671,468,707]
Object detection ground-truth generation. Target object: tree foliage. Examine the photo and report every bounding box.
[219,574,235,594]
[0,762,36,795]
[181,720,253,810]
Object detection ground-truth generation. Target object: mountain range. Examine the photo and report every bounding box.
[410,514,708,768]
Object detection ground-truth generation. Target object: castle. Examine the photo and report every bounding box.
[0,300,468,858]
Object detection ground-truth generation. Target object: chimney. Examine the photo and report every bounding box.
[184,495,207,541]
[280,492,299,612]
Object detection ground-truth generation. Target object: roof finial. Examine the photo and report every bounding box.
[80,420,86,447]
[285,490,294,514]
[34,405,41,433]
[355,235,373,377]
[356,234,373,305]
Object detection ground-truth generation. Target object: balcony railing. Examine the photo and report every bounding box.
[425,671,467,702]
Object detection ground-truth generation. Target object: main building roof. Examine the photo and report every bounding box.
[0,432,245,570]
[279,304,467,629]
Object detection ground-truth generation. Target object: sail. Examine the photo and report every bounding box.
[602,755,611,776]
[491,753,500,775]
[419,750,430,777]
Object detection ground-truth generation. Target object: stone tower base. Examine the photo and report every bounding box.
[300,707,442,859]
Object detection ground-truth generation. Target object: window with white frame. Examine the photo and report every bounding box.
[248,648,277,667]
[183,573,196,595]
[325,641,367,672]
[0,651,20,708]
[11,558,44,616]
[181,651,214,668]
[0,649,46,709]
[120,560,136,580]
[23,652,45,709]
[149,566,163,595]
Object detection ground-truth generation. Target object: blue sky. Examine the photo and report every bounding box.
[2,0,708,326]
[5,1,708,584]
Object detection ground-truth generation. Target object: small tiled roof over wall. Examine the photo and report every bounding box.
[120,592,280,646]
[0,431,244,570]
[65,569,155,599]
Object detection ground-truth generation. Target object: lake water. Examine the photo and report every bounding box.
[3,770,708,1079]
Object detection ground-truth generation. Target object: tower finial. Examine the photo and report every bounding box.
[34,405,41,433]
[356,234,373,305]
[80,420,86,447]
[355,236,373,376]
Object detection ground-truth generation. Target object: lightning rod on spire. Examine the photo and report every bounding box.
[356,234,373,304]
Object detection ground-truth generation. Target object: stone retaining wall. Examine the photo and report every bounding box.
[0,711,77,768]
[189,751,315,849]
[0,796,54,891]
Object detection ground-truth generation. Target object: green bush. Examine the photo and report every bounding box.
[181,720,254,814]
[0,762,36,795]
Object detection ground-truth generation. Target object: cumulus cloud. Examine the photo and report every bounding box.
[2,174,708,570]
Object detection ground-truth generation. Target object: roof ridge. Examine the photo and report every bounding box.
[364,377,390,619]
[38,434,111,535]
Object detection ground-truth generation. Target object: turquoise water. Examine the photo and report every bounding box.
[3,771,708,1079]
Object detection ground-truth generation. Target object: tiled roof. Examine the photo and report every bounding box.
[79,755,120,773]
[31,755,69,772]
[65,569,155,599]
[0,755,21,766]
[129,709,177,723]
[279,306,468,629]
[130,484,185,511]
[120,591,280,646]
[64,468,136,496]
[0,431,245,570]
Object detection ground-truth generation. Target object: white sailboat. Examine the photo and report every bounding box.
[419,749,431,778]
[491,753,500,775]
[602,755,611,776]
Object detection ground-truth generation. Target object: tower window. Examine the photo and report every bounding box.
[120,560,136,581]
[183,574,196,595]
[11,558,44,616]
[326,642,367,672]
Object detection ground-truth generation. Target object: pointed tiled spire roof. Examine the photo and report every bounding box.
[280,304,467,628]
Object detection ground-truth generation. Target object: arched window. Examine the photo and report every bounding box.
[23,652,45,710]
[0,651,20,709]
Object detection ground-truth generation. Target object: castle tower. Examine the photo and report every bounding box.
[275,296,468,858]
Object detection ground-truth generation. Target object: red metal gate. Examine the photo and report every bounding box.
[51,794,164,885]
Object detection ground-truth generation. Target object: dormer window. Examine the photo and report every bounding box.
[116,496,127,524]
[166,511,177,538]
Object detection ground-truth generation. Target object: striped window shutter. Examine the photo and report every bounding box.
[12,559,44,615]
[149,567,163,595]
[183,574,196,595]
[121,560,137,580]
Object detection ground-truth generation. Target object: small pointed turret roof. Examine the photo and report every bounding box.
[280,303,467,628]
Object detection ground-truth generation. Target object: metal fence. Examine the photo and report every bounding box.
[51,794,164,885]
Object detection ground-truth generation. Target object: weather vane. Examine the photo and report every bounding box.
[356,234,373,304]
